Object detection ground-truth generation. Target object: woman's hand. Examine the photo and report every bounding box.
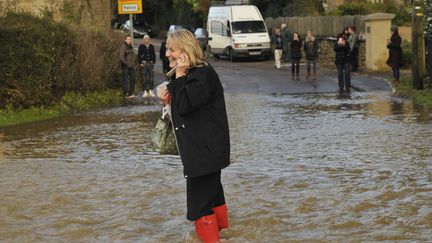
[157,82,171,105]
[176,53,190,78]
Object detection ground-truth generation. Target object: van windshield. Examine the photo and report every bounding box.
[231,21,266,34]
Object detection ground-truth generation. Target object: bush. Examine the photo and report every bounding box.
[401,39,412,67]
[0,12,123,110]
[328,1,412,26]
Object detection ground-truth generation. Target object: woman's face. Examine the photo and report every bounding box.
[166,40,182,68]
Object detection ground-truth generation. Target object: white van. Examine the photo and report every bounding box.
[207,5,271,61]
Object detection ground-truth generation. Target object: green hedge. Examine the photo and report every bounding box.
[0,12,122,110]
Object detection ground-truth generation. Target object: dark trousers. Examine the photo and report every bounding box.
[186,171,226,221]
[306,59,317,73]
[291,58,300,75]
[391,64,400,80]
[140,63,154,91]
[351,48,359,72]
[336,63,351,90]
[122,67,135,95]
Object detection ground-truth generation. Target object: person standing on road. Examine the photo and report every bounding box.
[386,25,402,86]
[334,33,351,93]
[272,27,283,70]
[290,32,302,80]
[347,26,359,72]
[160,36,170,74]
[281,23,291,63]
[157,29,230,243]
[303,31,319,80]
[119,34,136,97]
[138,34,156,97]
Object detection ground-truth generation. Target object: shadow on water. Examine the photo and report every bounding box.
[0,92,431,242]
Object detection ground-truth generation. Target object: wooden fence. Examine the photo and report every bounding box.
[265,15,366,37]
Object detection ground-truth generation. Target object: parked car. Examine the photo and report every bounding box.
[168,24,195,33]
[194,28,208,51]
[123,20,152,38]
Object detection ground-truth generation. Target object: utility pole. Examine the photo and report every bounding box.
[129,14,134,46]
[412,0,426,89]
[425,0,432,85]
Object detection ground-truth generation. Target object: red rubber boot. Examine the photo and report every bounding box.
[212,204,229,230]
[194,214,220,243]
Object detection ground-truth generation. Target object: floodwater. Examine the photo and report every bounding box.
[0,92,431,242]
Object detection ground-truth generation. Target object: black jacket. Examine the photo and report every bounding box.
[333,42,351,65]
[290,39,302,58]
[160,41,168,62]
[303,40,319,60]
[386,33,402,67]
[137,44,156,64]
[272,33,283,50]
[166,64,230,178]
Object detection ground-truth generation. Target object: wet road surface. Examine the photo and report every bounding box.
[1,57,432,242]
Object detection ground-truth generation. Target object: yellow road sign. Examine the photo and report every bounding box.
[118,0,142,14]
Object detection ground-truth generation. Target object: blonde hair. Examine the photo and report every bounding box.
[306,31,314,41]
[167,29,204,68]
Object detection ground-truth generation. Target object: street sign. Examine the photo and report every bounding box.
[118,0,142,14]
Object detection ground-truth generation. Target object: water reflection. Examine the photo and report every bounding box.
[0,92,431,242]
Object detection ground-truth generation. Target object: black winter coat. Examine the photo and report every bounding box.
[137,44,156,64]
[386,33,402,67]
[166,64,230,178]
[290,39,302,59]
[334,42,351,65]
[303,40,319,60]
[272,33,283,50]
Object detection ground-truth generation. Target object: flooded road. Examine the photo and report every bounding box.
[1,90,431,242]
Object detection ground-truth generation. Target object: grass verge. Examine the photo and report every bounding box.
[0,89,124,128]
[393,76,432,107]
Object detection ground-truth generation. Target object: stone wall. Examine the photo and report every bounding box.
[316,38,366,71]
[0,0,112,29]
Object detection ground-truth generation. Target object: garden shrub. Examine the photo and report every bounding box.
[0,12,123,110]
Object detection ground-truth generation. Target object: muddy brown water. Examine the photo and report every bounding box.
[1,92,431,242]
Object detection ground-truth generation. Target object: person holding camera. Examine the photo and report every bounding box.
[290,32,302,80]
[334,33,351,93]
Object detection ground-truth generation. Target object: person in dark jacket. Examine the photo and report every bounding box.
[272,27,283,69]
[386,25,402,85]
[159,36,170,74]
[119,35,136,97]
[290,32,302,80]
[157,29,230,242]
[138,34,156,97]
[334,34,351,93]
[347,26,359,72]
[303,31,319,80]
[281,23,291,62]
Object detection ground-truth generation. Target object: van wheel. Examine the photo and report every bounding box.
[213,54,220,60]
[228,48,234,62]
